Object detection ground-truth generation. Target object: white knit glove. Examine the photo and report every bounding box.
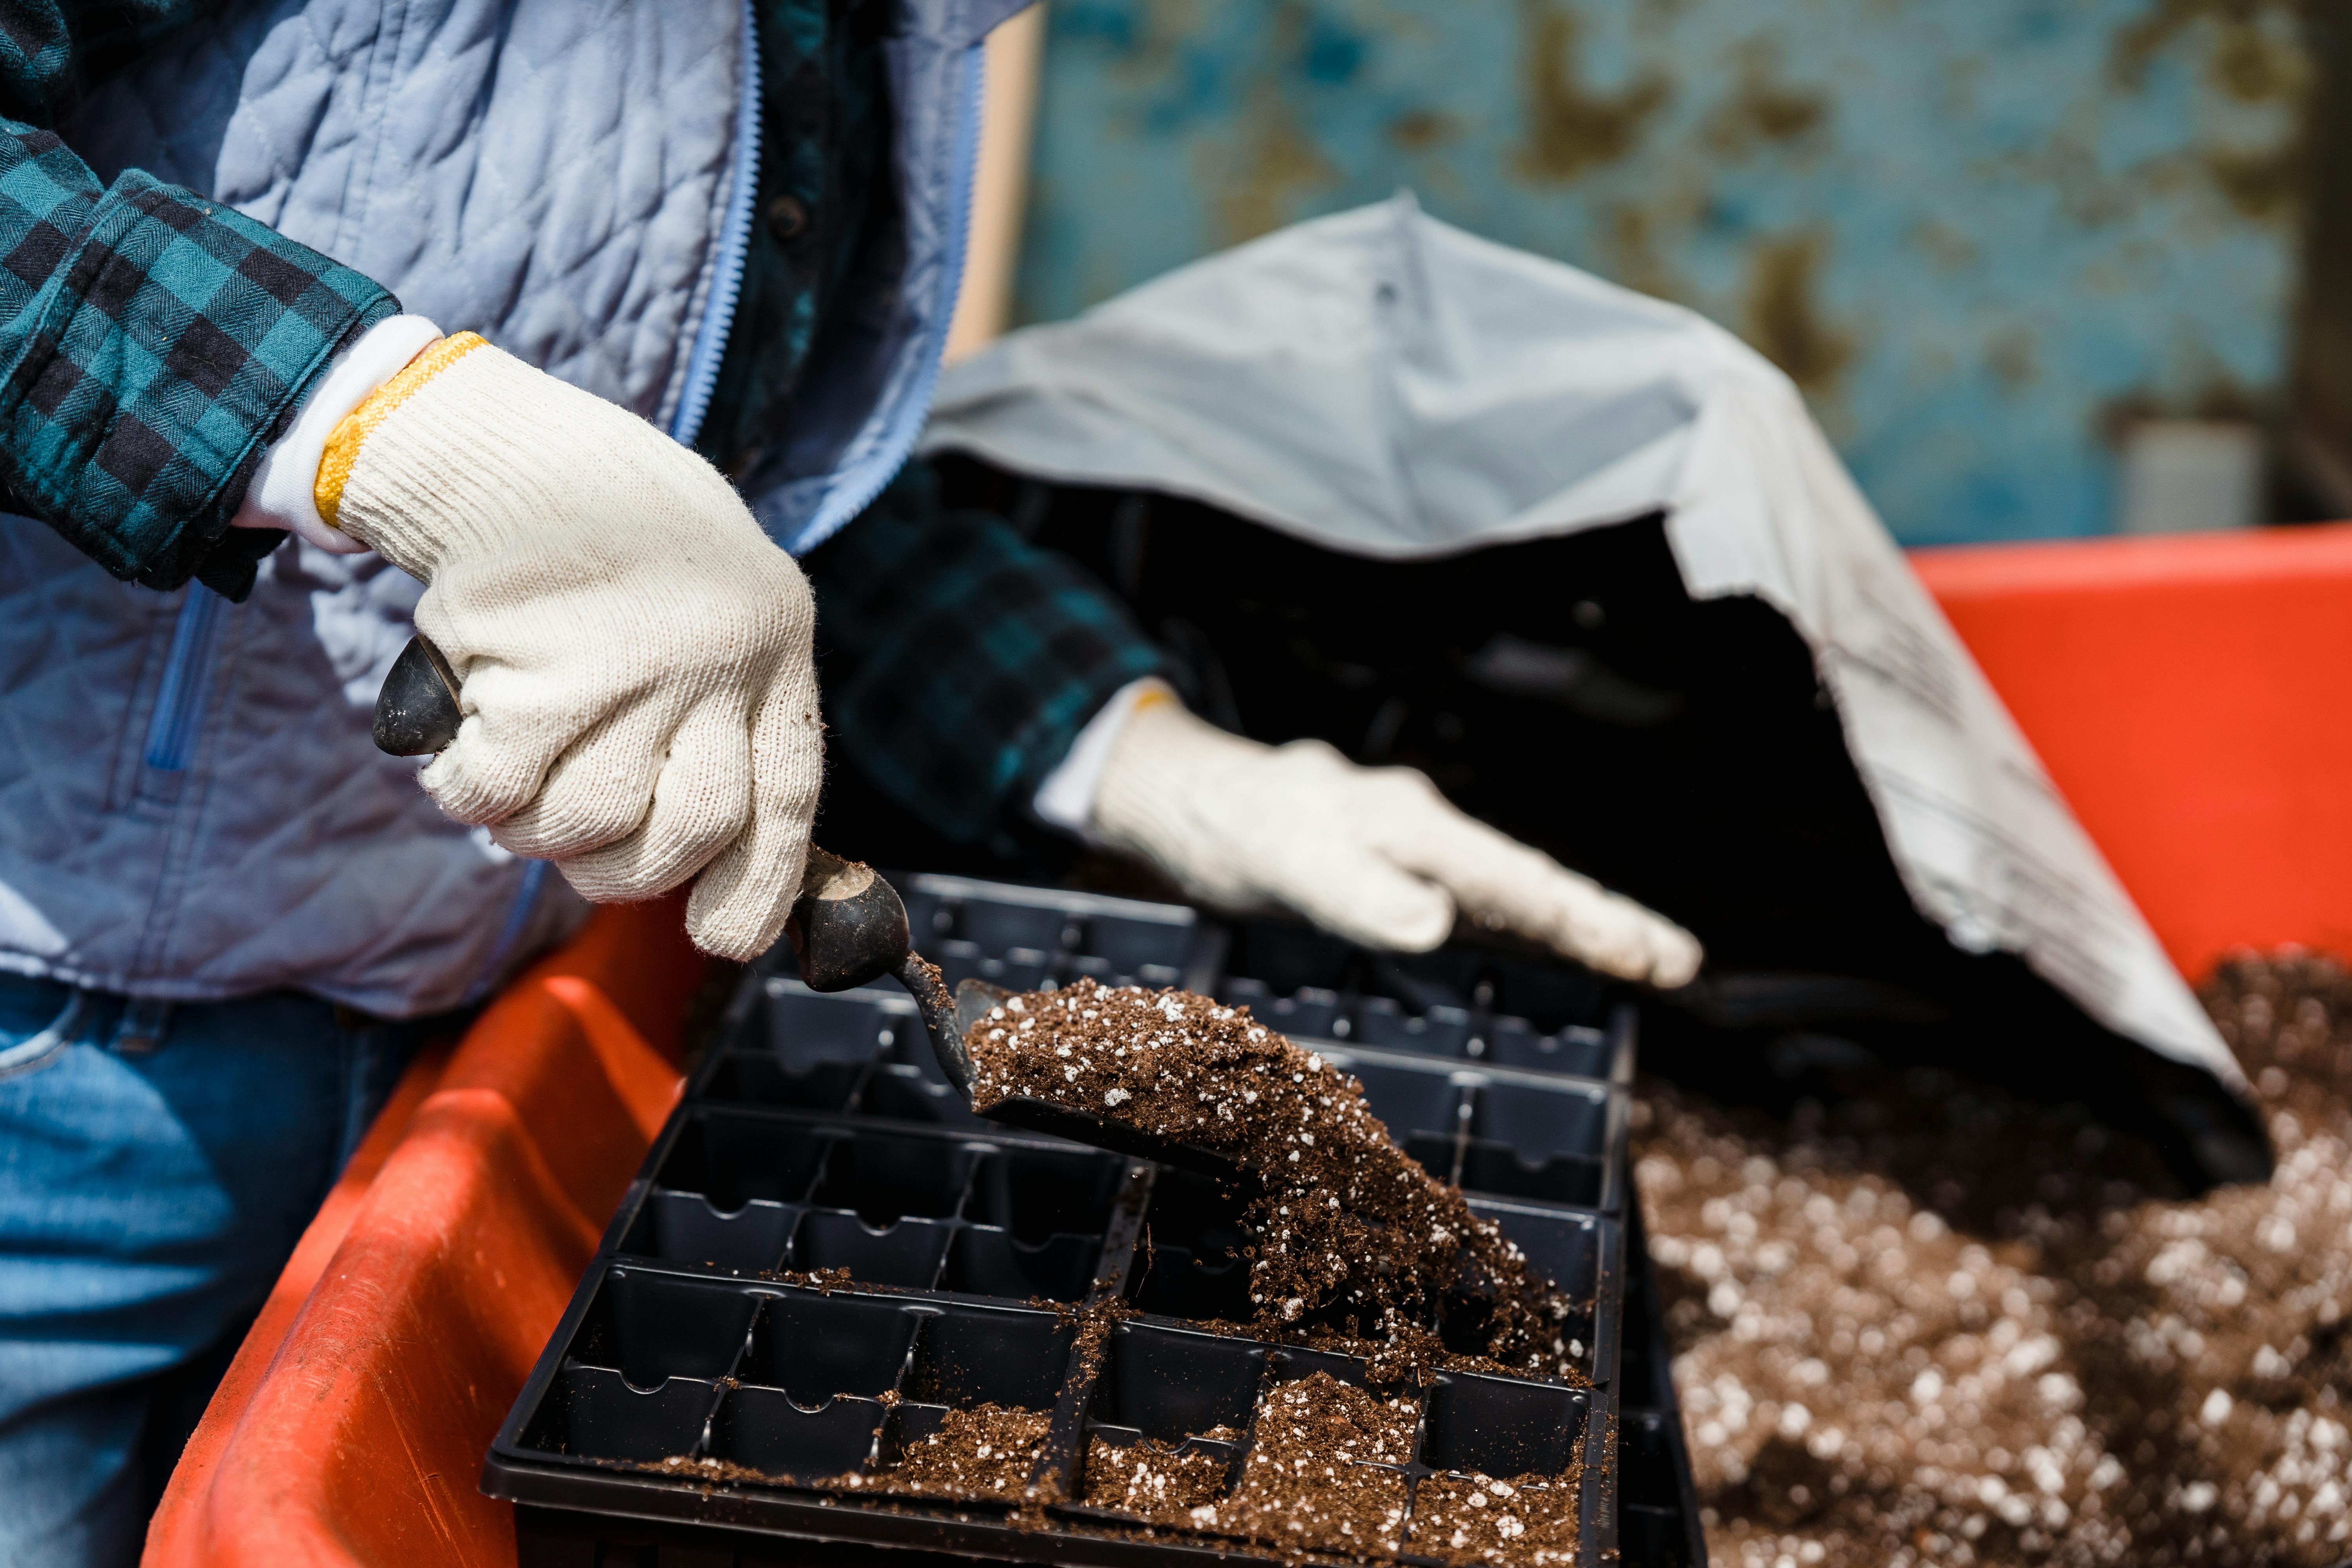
[1090,691,1702,987]
[319,332,822,961]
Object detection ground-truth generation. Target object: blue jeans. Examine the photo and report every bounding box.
[0,976,440,1566]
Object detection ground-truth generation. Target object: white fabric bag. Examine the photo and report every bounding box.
[921,192,2236,1088]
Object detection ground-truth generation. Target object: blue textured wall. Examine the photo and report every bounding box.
[1013,0,2309,544]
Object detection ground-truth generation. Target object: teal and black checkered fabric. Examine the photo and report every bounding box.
[805,462,1173,841]
[0,2,396,597]
[0,0,1163,834]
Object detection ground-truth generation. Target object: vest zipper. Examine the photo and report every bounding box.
[785,36,986,552]
[143,587,225,773]
[668,0,764,449]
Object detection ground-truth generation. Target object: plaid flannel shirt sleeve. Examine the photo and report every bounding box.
[0,2,398,597]
[802,462,1172,842]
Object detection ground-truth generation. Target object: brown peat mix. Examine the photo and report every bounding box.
[1223,1372,1417,1554]
[968,978,1581,1377]
[1642,953,2352,1567]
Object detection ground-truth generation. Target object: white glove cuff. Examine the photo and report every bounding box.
[231,314,445,552]
[1032,676,1178,840]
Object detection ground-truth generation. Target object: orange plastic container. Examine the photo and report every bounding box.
[144,526,2352,1566]
[144,897,702,1567]
[1912,522,2352,982]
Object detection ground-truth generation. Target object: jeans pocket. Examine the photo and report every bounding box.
[0,984,85,1080]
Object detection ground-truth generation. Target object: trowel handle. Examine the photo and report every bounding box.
[369,632,926,1003]
[374,633,466,757]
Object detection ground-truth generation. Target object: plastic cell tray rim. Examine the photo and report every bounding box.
[499,873,1637,1566]
[487,1269,1614,1567]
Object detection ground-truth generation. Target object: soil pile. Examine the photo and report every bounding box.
[880,1404,1049,1498]
[968,979,1575,1374]
[1224,1371,1415,1553]
[1405,1471,1582,1566]
[1640,952,2352,1567]
[1082,1427,1239,1521]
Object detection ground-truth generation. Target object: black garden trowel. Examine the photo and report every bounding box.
[374,633,1239,1177]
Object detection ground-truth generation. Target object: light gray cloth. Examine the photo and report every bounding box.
[0,0,1008,1015]
[923,192,2237,1086]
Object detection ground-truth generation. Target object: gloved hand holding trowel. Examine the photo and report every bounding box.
[247,327,826,960]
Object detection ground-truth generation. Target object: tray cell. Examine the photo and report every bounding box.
[1352,999,1474,1057]
[808,1131,981,1224]
[934,939,1053,996]
[1471,1075,1612,1160]
[962,1146,1127,1241]
[706,1386,888,1480]
[1338,1056,1465,1145]
[1457,1140,1610,1208]
[1486,962,1611,1038]
[791,1210,956,1289]
[956,899,1074,955]
[521,1362,717,1464]
[939,1225,1099,1301]
[699,1051,866,1112]
[902,1301,1076,1410]
[1467,1199,1602,1302]
[1127,1168,1254,1321]
[1418,1372,1587,1480]
[568,1269,759,1387]
[1077,912,1192,983]
[752,982,904,1068]
[653,1113,836,1212]
[1484,1016,1613,1079]
[851,1063,990,1129]
[1220,976,1341,1039]
[736,1289,920,1404]
[619,1190,797,1274]
[1090,1322,1267,1444]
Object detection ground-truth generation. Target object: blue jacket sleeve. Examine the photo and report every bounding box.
[0,2,397,597]
[804,461,1173,842]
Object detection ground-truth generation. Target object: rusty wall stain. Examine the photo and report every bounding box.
[1020,0,2317,541]
[2111,0,2310,98]
[1203,84,1338,245]
[1702,42,1829,155]
[1513,2,1673,183]
[2109,0,2314,226]
[1744,231,1854,396]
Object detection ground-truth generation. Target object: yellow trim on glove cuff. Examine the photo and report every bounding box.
[314,331,489,528]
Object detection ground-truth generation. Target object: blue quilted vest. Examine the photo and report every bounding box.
[0,0,1009,1016]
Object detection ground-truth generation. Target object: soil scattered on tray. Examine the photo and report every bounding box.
[1083,1426,1240,1521]
[1642,951,2352,1567]
[1221,1372,1416,1553]
[969,978,1576,1376]
[1405,1470,1582,1566]
[649,1453,788,1486]
[872,1403,1049,1498]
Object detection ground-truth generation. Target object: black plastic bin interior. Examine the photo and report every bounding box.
[489,875,1634,1567]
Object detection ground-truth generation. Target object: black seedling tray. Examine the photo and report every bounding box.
[895,872,1227,997]
[490,876,1635,1567]
[1618,1173,1708,1566]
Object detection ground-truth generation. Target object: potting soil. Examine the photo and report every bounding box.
[967,978,1577,1376]
[1641,952,2352,1567]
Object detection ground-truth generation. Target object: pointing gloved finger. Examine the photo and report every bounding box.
[1379,793,1702,986]
[684,677,824,961]
[488,705,671,860]
[549,706,753,902]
